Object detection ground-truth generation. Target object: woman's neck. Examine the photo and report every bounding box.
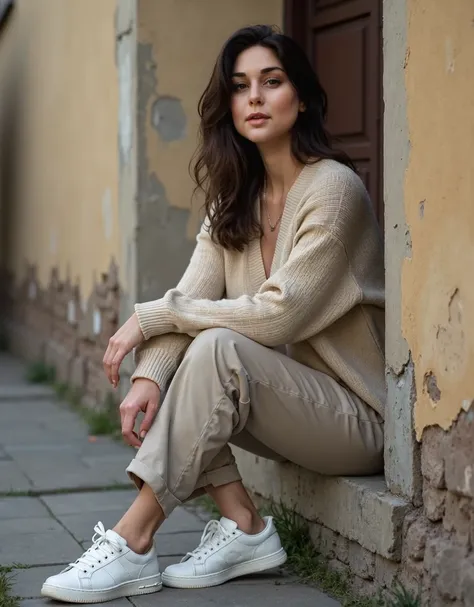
[258,138,305,201]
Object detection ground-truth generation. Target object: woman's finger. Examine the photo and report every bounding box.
[110,348,127,387]
[139,400,159,439]
[103,341,116,384]
[121,410,141,448]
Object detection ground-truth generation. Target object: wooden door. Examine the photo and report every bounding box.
[285,0,383,225]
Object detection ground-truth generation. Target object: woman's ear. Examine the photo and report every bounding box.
[299,102,306,112]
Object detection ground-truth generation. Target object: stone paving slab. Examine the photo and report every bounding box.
[130,582,341,606]
[28,472,134,494]
[0,460,33,492]
[0,497,51,519]
[0,529,82,566]
[0,423,60,447]
[0,385,56,401]
[41,490,138,516]
[9,565,68,599]
[0,516,64,535]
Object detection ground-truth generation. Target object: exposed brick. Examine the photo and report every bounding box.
[433,544,466,601]
[445,409,474,498]
[349,575,379,600]
[328,558,350,579]
[347,541,375,580]
[424,534,449,573]
[461,556,474,606]
[375,554,399,589]
[69,355,87,388]
[319,526,337,559]
[399,557,423,598]
[443,493,471,547]
[423,484,446,522]
[421,424,449,489]
[405,515,436,561]
[308,522,322,547]
[336,533,349,565]
[3,259,119,409]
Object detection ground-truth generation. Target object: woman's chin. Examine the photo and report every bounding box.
[244,129,283,146]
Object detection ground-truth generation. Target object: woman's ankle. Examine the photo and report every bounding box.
[113,523,153,555]
[228,508,265,535]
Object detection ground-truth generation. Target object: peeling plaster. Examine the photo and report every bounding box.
[151,95,187,141]
[423,371,441,403]
[118,41,132,164]
[383,0,421,502]
[135,42,195,302]
[404,1,474,436]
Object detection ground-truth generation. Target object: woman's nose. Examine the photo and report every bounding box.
[248,83,263,105]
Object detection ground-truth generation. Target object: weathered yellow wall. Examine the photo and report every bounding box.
[0,0,119,299]
[403,0,474,437]
[137,0,283,233]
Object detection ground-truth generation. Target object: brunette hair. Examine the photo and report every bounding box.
[192,24,355,251]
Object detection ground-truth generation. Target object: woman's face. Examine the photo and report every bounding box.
[230,45,303,146]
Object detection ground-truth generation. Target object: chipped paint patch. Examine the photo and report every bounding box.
[151,95,187,141]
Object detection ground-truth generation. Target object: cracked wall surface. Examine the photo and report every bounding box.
[403,0,474,437]
[0,0,120,302]
[383,0,421,503]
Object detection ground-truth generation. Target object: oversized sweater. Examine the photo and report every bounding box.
[132,159,386,418]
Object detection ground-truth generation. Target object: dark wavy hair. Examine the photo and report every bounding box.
[192,24,355,251]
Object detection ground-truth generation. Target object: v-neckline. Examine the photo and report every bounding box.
[255,164,309,283]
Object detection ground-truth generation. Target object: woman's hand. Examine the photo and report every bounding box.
[119,378,161,448]
[103,313,144,387]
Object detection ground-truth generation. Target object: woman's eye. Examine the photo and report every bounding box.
[265,78,281,86]
[233,82,247,91]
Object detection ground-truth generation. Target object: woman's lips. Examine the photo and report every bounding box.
[246,116,270,126]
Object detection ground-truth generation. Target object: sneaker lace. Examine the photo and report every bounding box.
[181,519,234,563]
[69,522,124,572]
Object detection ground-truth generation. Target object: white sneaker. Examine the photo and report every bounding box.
[162,516,287,589]
[41,522,162,603]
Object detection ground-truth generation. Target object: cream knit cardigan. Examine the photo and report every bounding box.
[133,159,386,417]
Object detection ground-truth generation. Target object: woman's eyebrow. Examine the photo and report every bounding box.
[232,66,285,77]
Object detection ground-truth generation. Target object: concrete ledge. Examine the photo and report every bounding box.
[234,449,412,561]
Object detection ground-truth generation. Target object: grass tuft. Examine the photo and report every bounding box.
[385,581,421,607]
[25,361,55,384]
[0,569,20,607]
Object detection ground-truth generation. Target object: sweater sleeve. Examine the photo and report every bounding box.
[131,220,225,388]
[135,196,364,348]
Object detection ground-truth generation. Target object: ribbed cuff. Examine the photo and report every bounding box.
[130,348,176,390]
[134,299,169,340]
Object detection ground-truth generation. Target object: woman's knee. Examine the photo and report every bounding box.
[186,328,242,358]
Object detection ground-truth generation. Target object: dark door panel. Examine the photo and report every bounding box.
[285,0,383,226]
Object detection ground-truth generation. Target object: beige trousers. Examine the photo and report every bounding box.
[126,328,384,517]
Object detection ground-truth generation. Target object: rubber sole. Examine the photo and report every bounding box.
[41,574,162,603]
[162,548,288,589]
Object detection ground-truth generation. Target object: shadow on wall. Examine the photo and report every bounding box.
[0,4,21,311]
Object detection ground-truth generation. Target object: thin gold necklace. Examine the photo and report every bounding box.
[262,185,284,232]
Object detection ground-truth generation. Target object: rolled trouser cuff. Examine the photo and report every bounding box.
[126,458,242,518]
[126,458,181,518]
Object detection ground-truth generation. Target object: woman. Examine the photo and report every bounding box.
[42,24,385,603]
